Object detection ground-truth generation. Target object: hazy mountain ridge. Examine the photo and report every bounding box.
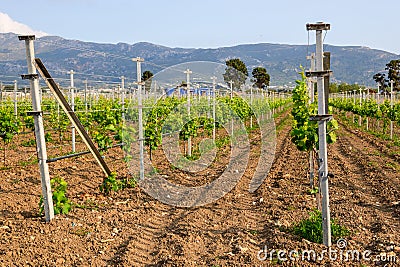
[0,32,398,87]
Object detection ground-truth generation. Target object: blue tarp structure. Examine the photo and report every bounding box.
[165,87,214,96]
[165,88,176,96]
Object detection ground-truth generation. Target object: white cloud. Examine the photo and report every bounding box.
[0,12,48,37]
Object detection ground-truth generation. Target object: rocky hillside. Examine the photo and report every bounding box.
[0,32,397,87]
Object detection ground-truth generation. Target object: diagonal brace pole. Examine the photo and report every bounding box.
[34,58,112,177]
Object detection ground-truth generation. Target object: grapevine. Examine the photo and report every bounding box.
[290,71,338,152]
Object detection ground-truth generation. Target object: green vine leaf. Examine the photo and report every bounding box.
[291,70,338,151]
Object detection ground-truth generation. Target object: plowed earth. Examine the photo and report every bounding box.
[1,110,399,266]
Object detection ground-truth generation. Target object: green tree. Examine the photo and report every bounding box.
[223,58,248,90]
[180,81,187,88]
[142,70,154,92]
[330,82,365,93]
[373,73,389,93]
[251,67,270,89]
[385,59,400,91]
[329,83,339,93]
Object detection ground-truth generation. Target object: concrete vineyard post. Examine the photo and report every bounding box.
[70,70,76,153]
[19,35,54,222]
[229,80,234,137]
[211,76,217,142]
[359,88,362,127]
[184,69,192,157]
[133,57,145,181]
[250,84,253,128]
[83,79,88,119]
[306,22,332,247]
[121,76,125,121]
[390,80,394,140]
[14,80,17,119]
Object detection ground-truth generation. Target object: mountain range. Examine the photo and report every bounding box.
[0,32,398,88]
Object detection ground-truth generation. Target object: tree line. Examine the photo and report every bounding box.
[330,59,400,93]
[139,57,400,94]
[373,59,400,92]
[140,58,271,93]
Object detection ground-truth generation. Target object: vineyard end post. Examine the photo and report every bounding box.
[19,35,54,222]
[306,22,332,247]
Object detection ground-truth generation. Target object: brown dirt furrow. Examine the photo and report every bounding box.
[1,109,400,266]
[327,119,400,252]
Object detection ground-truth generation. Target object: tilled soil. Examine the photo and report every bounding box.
[0,111,399,266]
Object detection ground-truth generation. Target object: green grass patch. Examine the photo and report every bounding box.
[292,209,350,244]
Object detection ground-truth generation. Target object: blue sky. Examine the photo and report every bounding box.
[1,0,400,54]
